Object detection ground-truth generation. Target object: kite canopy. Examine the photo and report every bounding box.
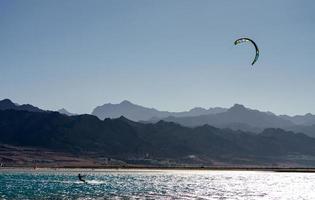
[234,38,259,66]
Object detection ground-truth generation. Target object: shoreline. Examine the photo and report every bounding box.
[2,166,315,173]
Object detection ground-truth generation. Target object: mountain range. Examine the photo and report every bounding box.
[90,100,315,137]
[2,98,315,138]
[92,100,227,121]
[2,109,315,166]
[162,104,293,129]
[2,98,315,166]
[159,104,315,138]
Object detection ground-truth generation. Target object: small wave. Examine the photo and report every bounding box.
[86,180,106,185]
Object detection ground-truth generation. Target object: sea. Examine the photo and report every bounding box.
[0,168,314,199]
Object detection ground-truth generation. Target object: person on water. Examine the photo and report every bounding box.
[78,173,86,183]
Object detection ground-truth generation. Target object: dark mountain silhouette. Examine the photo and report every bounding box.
[91,100,227,121]
[161,104,294,131]
[0,99,44,112]
[2,109,315,166]
[3,98,315,140]
[57,108,76,116]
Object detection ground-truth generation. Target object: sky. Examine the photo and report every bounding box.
[0,0,315,115]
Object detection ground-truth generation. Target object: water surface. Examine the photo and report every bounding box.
[0,169,314,199]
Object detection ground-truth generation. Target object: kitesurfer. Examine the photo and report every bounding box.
[78,173,86,183]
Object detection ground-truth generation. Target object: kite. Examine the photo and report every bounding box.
[234,38,259,66]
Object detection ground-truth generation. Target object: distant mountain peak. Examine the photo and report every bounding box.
[229,104,248,112]
[120,100,133,105]
[1,99,14,103]
[233,103,246,108]
[118,115,129,121]
[58,108,68,112]
[57,108,76,116]
[0,99,15,106]
[0,99,44,112]
[189,107,207,112]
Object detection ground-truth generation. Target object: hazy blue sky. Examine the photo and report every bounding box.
[0,0,315,115]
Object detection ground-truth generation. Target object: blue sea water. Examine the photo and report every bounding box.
[1,169,315,199]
